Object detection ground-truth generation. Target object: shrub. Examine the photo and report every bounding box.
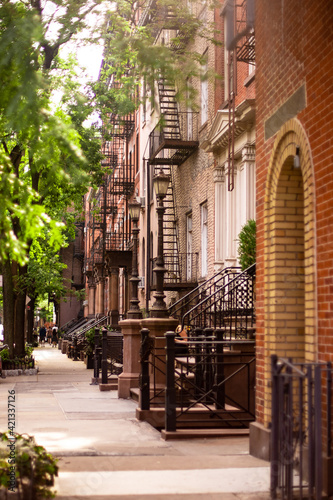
[237,219,256,271]
[0,349,10,362]
[0,432,58,499]
[84,327,101,356]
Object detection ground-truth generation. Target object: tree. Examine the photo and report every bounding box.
[0,0,104,356]
[93,0,221,121]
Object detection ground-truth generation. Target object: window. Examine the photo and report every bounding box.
[201,53,208,126]
[201,203,208,276]
[186,214,193,280]
[186,78,193,140]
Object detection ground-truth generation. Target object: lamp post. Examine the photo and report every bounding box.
[127,199,142,319]
[150,168,170,318]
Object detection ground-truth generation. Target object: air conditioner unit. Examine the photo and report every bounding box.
[138,197,146,208]
[138,276,145,288]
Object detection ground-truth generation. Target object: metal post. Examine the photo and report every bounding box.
[128,202,142,319]
[165,331,176,432]
[215,328,225,409]
[194,328,204,398]
[314,364,323,500]
[150,193,168,318]
[307,365,314,497]
[140,328,151,410]
[93,328,100,382]
[73,336,78,361]
[270,354,279,500]
[327,362,332,458]
[203,328,214,402]
[285,359,293,499]
[101,328,108,385]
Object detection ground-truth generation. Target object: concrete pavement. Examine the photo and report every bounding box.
[0,344,271,499]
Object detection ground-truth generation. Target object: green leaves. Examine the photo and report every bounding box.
[237,219,256,271]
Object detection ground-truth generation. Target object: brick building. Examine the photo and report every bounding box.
[72,0,256,325]
[250,0,333,489]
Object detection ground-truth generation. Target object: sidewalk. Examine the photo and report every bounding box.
[0,345,271,499]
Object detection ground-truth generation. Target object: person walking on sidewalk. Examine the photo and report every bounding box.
[39,325,46,345]
[47,326,53,345]
[51,326,58,347]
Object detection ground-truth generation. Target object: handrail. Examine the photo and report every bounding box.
[181,263,255,329]
[74,316,108,340]
[65,317,89,336]
[169,266,241,318]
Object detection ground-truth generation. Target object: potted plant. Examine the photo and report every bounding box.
[83,328,97,369]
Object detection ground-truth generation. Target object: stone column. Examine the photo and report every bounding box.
[88,276,96,318]
[117,316,178,400]
[117,319,142,399]
[141,317,179,386]
[214,166,225,265]
[99,277,105,316]
[108,268,119,327]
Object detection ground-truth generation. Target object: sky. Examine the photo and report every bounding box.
[43,0,106,83]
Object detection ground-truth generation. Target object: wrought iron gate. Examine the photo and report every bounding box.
[270,356,333,500]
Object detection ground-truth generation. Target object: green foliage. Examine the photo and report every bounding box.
[25,344,34,358]
[237,219,256,271]
[95,0,221,121]
[0,346,34,366]
[0,348,10,362]
[0,432,58,499]
[84,327,102,355]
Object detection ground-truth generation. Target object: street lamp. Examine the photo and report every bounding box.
[127,199,142,319]
[150,168,170,318]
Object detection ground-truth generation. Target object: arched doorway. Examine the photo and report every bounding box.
[263,118,316,426]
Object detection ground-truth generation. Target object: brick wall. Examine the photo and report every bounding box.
[255,0,333,426]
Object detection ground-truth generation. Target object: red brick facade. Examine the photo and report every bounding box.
[255,0,333,427]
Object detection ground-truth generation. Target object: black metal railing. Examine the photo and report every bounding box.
[181,264,255,337]
[139,328,255,431]
[270,356,333,500]
[149,112,199,164]
[169,266,241,322]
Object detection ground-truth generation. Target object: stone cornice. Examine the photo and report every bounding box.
[201,99,255,153]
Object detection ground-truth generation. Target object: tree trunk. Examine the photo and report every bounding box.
[2,261,15,357]
[2,260,28,357]
[15,289,26,357]
[27,297,36,344]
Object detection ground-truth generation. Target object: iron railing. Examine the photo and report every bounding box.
[169,266,241,322]
[270,356,333,500]
[149,112,199,165]
[139,328,255,431]
[181,264,255,337]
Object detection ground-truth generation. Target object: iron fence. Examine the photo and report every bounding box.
[270,356,333,500]
[139,328,255,431]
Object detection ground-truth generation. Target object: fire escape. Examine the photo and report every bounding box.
[225,0,255,191]
[85,105,135,294]
[148,18,199,290]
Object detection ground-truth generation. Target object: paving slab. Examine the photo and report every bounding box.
[0,344,271,499]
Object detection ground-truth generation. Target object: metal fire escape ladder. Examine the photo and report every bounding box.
[225,0,255,192]
[227,49,236,192]
[156,79,181,284]
[158,79,181,140]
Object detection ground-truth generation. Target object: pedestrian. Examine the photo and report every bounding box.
[39,325,46,345]
[51,325,58,347]
[47,326,53,345]
[33,328,38,345]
